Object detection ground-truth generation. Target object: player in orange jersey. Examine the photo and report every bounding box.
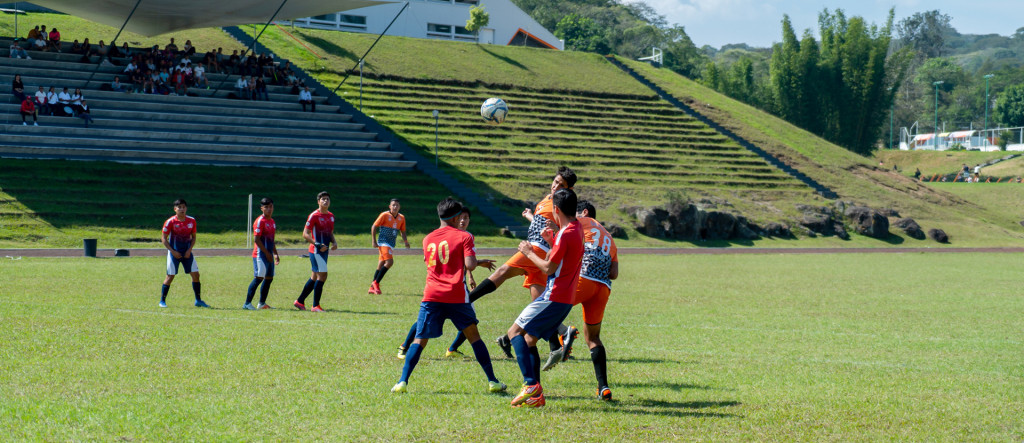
[369,198,410,295]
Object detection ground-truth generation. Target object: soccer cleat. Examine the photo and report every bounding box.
[444,350,466,359]
[391,381,407,393]
[598,386,612,401]
[396,346,408,359]
[158,300,167,308]
[368,281,382,295]
[257,303,272,310]
[511,383,543,406]
[311,305,325,312]
[194,300,210,308]
[541,348,565,371]
[243,303,256,310]
[495,335,514,359]
[488,381,508,393]
[519,393,546,408]
[561,326,579,362]
[293,301,306,311]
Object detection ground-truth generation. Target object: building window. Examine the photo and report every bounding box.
[340,14,366,25]
[454,0,480,4]
[310,14,337,22]
[454,26,476,40]
[428,23,452,34]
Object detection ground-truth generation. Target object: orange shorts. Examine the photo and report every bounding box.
[575,278,610,325]
[504,246,548,288]
[377,245,393,262]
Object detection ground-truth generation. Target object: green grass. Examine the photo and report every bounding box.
[874,150,1023,178]
[0,12,244,54]
[1,253,1022,440]
[0,159,517,249]
[248,26,652,95]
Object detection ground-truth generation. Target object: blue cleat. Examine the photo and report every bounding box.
[159,300,167,308]
[194,300,210,308]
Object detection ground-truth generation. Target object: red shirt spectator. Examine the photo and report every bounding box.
[20,98,36,114]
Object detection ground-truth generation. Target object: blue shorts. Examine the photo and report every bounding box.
[415,301,478,340]
[253,255,275,278]
[515,299,573,340]
[309,249,328,273]
[166,250,198,275]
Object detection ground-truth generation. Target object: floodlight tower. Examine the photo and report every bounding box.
[933,81,944,149]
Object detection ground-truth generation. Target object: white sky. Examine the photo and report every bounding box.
[628,0,1022,48]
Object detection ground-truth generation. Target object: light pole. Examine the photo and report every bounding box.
[933,81,944,150]
[432,110,439,167]
[888,87,894,150]
[984,74,994,146]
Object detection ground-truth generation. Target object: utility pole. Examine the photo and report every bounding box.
[933,81,944,150]
[984,74,994,147]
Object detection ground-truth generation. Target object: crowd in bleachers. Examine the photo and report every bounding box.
[9,23,321,126]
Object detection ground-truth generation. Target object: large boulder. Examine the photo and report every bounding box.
[800,212,836,236]
[894,218,925,240]
[762,222,792,238]
[928,228,949,243]
[704,211,737,240]
[844,206,889,239]
[603,222,628,239]
[634,208,660,237]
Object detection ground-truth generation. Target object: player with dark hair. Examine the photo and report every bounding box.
[369,198,410,295]
[391,197,506,395]
[244,197,279,310]
[464,166,579,357]
[159,198,209,308]
[294,191,336,312]
[542,199,619,401]
[506,188,584,408]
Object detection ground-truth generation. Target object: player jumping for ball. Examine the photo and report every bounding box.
[369,198,410,295]
[506,188,584,408]
[159,198,209,308]
[391,197,507,395]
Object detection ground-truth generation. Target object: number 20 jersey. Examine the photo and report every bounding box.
[422,225,476,303]
[578,217,618,289]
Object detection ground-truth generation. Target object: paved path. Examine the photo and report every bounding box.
[4,247,1024,258]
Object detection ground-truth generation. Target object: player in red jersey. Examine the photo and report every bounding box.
[464,166,579,357]
[368,198,410,295]
[391,197,506,394]
[294,191,337,312]
[542,199,619,401]
[244,197,279,310]
[159,198,208,308]
[506,188,584,408]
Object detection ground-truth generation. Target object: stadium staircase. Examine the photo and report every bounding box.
[0,37,414,171]
[604,55,839,199]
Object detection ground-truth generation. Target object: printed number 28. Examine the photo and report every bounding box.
[426,240,450,266]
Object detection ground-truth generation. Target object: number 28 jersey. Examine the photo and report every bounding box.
[579,217,618,289]
[422,226,475,304]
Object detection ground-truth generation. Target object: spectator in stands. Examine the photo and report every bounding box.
[183,39,195,57]
[235,76,250,100]
[254,76,269,101]
[227,50,241,74]
[913,168,922,180]
[94,40,109,58]
[11,74,26,102]
[20,96,38,126]
[205,49,221,73]
[111,76,127,92]
[38,25,49,50]
[172,66,189,96]
[166,38,179,53]
[299,86,315,112]
[70,39,82,54]
[193,63,209,89]
[124,59,138,74]
[57,87,72,116]
[78,100,94,127]
[47,28,61,51]
[34,86,50,115]
[46,87,58,115]
[26,26,42,48]
[70,88,84,114]
[159,67,170,84]
[9,40,31,59]
[78,38,92,57]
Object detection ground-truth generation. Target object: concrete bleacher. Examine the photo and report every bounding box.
[0,38,414,170]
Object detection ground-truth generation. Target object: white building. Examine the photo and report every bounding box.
[280,0,563,50]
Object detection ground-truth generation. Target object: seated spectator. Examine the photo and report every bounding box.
[227,50,241,74]
[111,76,126,92]
[79,38,92,57]
[299,86,315,112]
[205,49,221,73]
[56,87,72,116]
[120,42,132,58]
[124,59,138,74]
[165,38,178,54]
[246,75,258,100]
[193,63,209,89]
[70,39,83,54]
[20,96,38,126]
[130,69,146,91]
[48,28,61,51]
[183,39,195,57]
[78,100,94,127]
[26,26,42,48]
[46,87,59,115]
[159,67,170,84]
[38,25,49,50]
[254,76,269,101]
[70,88,84,114]
[34,86,50,115]
[172,67,188,96]
[11,74,27,102]
[9,40,31,59]
[235,76,249,99]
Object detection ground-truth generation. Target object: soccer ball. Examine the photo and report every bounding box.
[480,98,509,125]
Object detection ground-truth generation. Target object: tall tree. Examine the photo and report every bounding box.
[896,10,953,59]
[996,84,1024,127]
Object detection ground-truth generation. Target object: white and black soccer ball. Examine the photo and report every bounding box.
[480,98,509,125]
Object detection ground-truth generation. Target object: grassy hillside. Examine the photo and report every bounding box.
[874,150,1024,178]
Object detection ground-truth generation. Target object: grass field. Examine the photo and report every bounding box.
[2,253,1022,440]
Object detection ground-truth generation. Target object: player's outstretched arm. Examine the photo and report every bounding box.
[521,208,534,222]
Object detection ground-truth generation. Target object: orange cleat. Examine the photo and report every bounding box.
[311,305,325,312]
[511,383,543,407]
